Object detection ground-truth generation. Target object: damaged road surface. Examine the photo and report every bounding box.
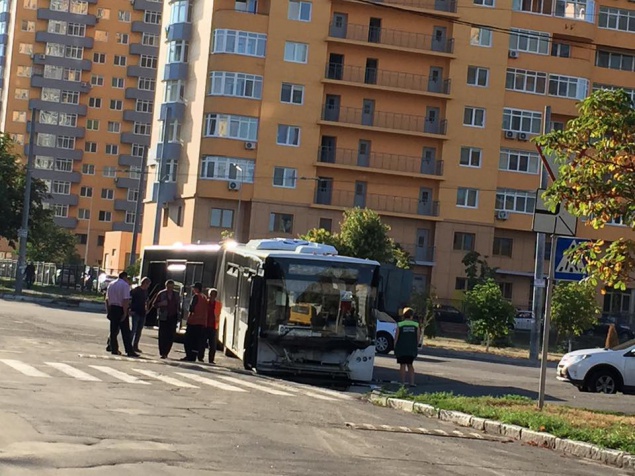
[0,301,629,475]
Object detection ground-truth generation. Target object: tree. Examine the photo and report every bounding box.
[0,134,51,247]
[551,281,600,352]
[410,290,438,339]
[535,89,635,290]
[299,208,410,268]
[462,251,498,290]
[126,259,141,279]
[27,219,78,264]
[464,279,516,351]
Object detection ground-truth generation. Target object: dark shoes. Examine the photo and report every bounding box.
[111,351,122,355]
[127,353,140,358]
[134,348,143,354]
[160,355,168,359]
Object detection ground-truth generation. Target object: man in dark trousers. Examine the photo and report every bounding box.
[199,288,221,363]
[105,272,138,357]
[394,307,420,387]
[182,282,208,362]
[130,277,151,354]
[153,280,180,359]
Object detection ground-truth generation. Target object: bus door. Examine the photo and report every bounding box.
[244,274,264,369]
[178,261,204,330]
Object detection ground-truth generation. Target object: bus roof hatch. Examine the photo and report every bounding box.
[246,238,339,256]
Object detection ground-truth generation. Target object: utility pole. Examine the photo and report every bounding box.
[14,107,38,295]
[529,105,552,362]
[152,108,170,246]
[538,234,556,410]
[129,147,148,267]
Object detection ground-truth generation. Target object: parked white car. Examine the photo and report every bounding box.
[556,339,635,394]
[375,310,397,355]
[513,311,535,331]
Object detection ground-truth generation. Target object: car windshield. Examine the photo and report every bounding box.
[263,258,378,341]
[611,338,635,351]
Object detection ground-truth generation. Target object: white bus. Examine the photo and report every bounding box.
[217,239,380,382]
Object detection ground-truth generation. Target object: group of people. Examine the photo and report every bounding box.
[105,272,221,363]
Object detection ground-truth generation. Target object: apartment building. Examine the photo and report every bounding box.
[141,0,635,316]
[0,0,163,265]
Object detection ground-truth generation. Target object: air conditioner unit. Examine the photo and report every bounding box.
[504,130,515,140]
[496,210,509,220]
[516,132,529,141]
[228,181,241,191]
[508,50,519,59]
[244,141,256,150]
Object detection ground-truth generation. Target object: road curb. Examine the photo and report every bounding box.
[368,392,634,470]
[0,294,104,312]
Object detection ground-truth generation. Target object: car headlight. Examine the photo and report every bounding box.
[565,354,590,365]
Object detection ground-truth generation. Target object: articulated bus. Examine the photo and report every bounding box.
[217,239,381,382]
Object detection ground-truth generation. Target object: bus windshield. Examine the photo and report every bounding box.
[263,258,377,342]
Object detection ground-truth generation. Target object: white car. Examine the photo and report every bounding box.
[556,339,635,394]
[375,310,397,355]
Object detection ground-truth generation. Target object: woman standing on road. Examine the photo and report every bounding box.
[394,307,420,387]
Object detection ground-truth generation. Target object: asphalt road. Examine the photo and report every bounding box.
[0,300,630,475]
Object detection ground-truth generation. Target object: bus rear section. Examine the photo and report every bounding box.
[217,239,380,383]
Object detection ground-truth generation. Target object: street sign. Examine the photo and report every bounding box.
[532,188,577,236]
[534,278,546,288]
[554,237,589,281]
[17,228,27,238]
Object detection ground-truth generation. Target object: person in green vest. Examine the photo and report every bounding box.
[394,307,421,387]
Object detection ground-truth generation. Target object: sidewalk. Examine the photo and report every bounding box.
[0,292,105,313]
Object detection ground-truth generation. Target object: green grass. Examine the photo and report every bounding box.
[382,390,635,454]
[0,278,105,303]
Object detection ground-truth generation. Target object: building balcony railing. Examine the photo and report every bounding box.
[318,147,444,176]
[400,244,436,263]
[370,0,457,12]
[324,63,451,95]
[328,23,454,54]
[314,189,440,217]
[321,105,447,136]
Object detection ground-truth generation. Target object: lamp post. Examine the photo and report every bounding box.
[234,165,243,241]
[129,147,148,267]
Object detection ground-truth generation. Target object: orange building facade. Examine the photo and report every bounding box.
[141,0,635,315]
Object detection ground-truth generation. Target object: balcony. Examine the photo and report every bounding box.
[115,177,141,190]
[328,23,454,55]
[318,147,443,177]
[324,63,451,95]
[321,105,447,137]
[133,0,162,12]
[125,87,154,101]
[363,0,457,13]
[114,199,135,212]
[400,244,436,264]
[314,189,440,217]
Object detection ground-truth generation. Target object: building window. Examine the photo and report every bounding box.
[105,144,119,155]
[86,119,99,131]
[91,75,104,86]
[57,136,75,149]
[35,156,54,170]
[167,41,189,64]
[82,164,95,175]
[284,41,309,63]
[103,166,117,178]
[19,43,33,55]
[98,211,112,222]
[495,188,536,214]
[273,167,297,188]
[474,0,494,6]
[269,213,294,234]
[97,235,105,246]
[288,1,312,21]
[135,99,154,113]
[142,33,159,47]
[509,28,550,55]
[596,49,635,72]
[467,66,489,87]
[61,90,80,104]
[127,189,139,202]
[160,119,181,143]
[68,22,85,37]
[200,156,255,183]
[599,6,635,32]
[210,208,234,228]
[129,166,141,180]
[551,42,571,58]
[460,147,481,167]
[548,74,589,100]
[107,121,121,133]
[125,211,136,225]
[78,209,90,220]
[52,180,71,195]
[164,79,186,102]
[101,188,114,200]
[455,277,468,291]
[21,20,36,32]
[319,217,332,231]
[280,83,304,104]
[453,232,475,251]
[470,27,492,47]
[15,89,30,100]
[84,142,97,153]
[65,45,83,59]
[12,111,27,123]
[169,0,192,24]
[54,204,69,218]
[499,282,513,300]
[511,0,551,14]
[209,72,263,99]
[89,97,101,108]
[502,108,542,134]
[593,83,635,103]
[463,107,485,127]
[505,68,547,94]
[276,125,301,146]
[55,158,73,172]
[499,148,540,174]
[138,77,156,91]
[114,55,127,66]
[212,29,267,57]
[118,10,131,22]
[144,11,162,24]
[116,33,129,44]
[204,113,259,141]
[456,188,479,208]
[493,237,513,257]
[110,100,123,111]
[132,144,146,157]
[139,55,158,69]
[94,30,108,42]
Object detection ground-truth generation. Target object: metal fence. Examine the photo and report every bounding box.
[0,259,102,290]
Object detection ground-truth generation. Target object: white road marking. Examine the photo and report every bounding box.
[132,369,198,388]
[0,359,50,378]
[216,375,294,396]
[44,362,101,382]
[176,373,247,392]
[89,365,150,385]
[256,379,338,401]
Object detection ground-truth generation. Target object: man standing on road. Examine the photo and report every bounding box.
[105,272,138,357]
[153,280,180,359]
[394,307,420,387]
[130,277,151,354]
[199,288,221,363]
[182,282,208,362]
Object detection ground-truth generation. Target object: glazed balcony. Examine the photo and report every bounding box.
[346,0,457,13]
[328,23,454,55]
[314,189,440,217]
[317,147,444,177]
[324,63,451,96]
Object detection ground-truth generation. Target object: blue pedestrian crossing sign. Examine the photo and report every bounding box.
[554,237,589,281]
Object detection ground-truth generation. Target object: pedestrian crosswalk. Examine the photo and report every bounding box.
[0,358,356,402]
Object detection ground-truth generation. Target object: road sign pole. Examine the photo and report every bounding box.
[538,235,557,410]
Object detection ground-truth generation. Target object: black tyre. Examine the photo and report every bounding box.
[375,332,394,355]
[588,369,621,394]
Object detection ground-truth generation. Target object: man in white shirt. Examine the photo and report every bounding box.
[105,272,138,357]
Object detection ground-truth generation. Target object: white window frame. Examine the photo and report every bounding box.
[166,40,189,63]
[596,50,635,72]
[467,66,489,87]
[509,28,550,55]
[204,113,259,141]
[456,187,479,208]
[54,204,69,218]
[82,164,95,175]
[200,156,255,183]
[502,107,542,134]
[499,148,540,174]
[505,68,547,95]
[470,27,492,47]
[52,180,71,195]
[460,147,482,168]
[125,211,136,225]
[103,166,117,178]
[273,167,297,188]
[98,210,112,222]
[474,0,495,6]
[280,83,304,104]
[548,74,589,99]
[599,6,635,33]
[463,107,486,128]
[288,1,312,21]
[495,188,536,214]
[213,29,267,58]
[101,188,114,200]
[284,41,309,63]
[277,124,301,146]
[210,208,234,228]
[209,71,263,99]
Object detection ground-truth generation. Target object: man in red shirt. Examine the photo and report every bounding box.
[182,282,208,362]
[199,288,221,364]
